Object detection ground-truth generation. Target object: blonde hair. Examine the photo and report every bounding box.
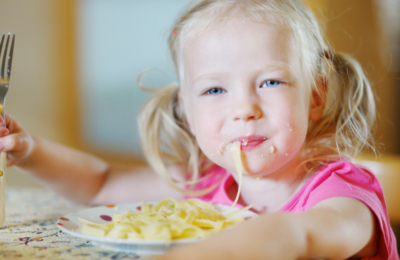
[138,0,376,191]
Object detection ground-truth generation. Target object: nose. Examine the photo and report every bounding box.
[233,96,262,122]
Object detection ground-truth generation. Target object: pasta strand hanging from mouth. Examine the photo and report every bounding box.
[226,141,243,211]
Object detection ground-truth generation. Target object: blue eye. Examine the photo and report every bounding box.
[261,80,280,88]
[207,88,224,95]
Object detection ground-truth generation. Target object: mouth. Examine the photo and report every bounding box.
[231,135,267,151]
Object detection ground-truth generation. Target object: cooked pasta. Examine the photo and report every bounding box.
[228,141,242,210]
[79,198,250,242]
[79,141,250,241]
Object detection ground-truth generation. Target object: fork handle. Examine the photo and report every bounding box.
[0,151,6,227]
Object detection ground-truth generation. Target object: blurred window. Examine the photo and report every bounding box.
[77,0,190,156]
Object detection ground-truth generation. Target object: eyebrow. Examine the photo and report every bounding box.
[192,72,228,85]
[256,63,293,75]
[192,63,293,84]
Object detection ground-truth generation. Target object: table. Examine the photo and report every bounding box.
[0,187,141,259]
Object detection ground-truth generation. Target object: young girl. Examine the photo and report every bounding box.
[0,0,398,259]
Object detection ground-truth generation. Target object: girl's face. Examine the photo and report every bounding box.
[180,18,313,177]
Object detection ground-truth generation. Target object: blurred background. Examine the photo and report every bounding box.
[0,0,399,189]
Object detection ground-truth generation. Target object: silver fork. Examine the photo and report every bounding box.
[0,33,15,227]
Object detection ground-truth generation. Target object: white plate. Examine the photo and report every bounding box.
[57,201,258,255]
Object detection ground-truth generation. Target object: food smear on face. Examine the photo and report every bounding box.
[269,146,275,153]
[78,198,248,243]
[218,142,227,155]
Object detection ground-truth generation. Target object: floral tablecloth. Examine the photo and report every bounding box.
[0,187,141,260]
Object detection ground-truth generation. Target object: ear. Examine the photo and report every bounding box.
[178,91,196,135]
[309,76,327,121]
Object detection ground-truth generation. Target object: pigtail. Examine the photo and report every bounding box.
[306,51,376,161]
[138,81,219,196]
[331,52,376,156]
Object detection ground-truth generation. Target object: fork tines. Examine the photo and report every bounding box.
[0,33,15,80]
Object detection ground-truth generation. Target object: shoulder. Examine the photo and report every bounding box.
[311,160,377,184]
[313,160,379,186]
[302,160,383,210]
[281,160,384,213]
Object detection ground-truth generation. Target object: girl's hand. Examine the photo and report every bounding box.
[0,112,34,167]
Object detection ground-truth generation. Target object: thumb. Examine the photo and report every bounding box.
[0,134,26,153]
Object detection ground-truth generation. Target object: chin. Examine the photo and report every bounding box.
[242,163,268,176]
[243,157,291,177]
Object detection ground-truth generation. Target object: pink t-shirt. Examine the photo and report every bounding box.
[185,161,399,259]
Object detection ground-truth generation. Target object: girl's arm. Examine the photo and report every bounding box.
[159,197,378,260]
[17,137,184,204]
[0,113,183,204]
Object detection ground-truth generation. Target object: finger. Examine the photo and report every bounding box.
[0,134,28,152]
[5,112,15,125]
[0,112,13,127]
[0,127,9,137]
[4,112,22,134]
[6,155,17,167]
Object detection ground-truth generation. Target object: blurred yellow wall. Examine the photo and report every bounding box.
[312,0,400,154]
[0,0,78,187]
[0,0,78,144]
[323,0,400,155]
[0,0,399,188]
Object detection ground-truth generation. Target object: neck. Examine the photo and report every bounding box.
[229,154,308,213]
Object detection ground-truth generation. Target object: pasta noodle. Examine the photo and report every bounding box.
[79,198,250,242]
[79,141,250,242]
[227,141,242,211]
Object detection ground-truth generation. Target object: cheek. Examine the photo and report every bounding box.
[284,121,308,153]
[287,118,309,154]
[268,93,309,152]
[191,108,223,156]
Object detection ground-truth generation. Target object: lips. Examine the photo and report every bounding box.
[231,135,267,151]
